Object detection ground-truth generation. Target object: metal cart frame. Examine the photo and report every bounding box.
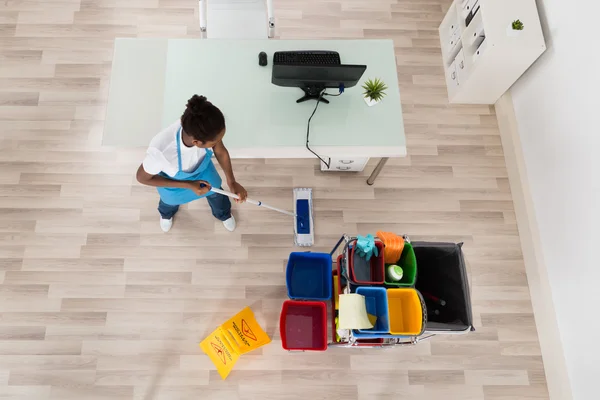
[328,234,436,348]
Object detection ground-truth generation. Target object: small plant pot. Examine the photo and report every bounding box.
[507,27,523,37]
[364,96,380,107]
[507,21,524,37]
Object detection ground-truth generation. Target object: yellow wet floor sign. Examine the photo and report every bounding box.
[199,306,271,379]
[201,326,240,379]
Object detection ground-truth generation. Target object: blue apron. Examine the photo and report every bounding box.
[157,127,222,206]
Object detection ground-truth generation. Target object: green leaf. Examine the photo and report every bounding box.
[512,19,524,30]
[362,77,388,100]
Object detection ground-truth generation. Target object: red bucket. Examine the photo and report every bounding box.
[280,300,327,351]
[349,241,385,285]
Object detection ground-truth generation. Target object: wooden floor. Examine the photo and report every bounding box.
[0,0,549,399]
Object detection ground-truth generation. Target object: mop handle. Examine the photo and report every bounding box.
[209,187,296,217]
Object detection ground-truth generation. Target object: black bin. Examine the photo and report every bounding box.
[412,241,473,333]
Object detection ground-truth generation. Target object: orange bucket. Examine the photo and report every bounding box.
[387,288,424,336]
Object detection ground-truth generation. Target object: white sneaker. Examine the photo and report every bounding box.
[222,215,236,232]
[160,218,173,233]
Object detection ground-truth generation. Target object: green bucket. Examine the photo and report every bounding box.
[384,242,417,287]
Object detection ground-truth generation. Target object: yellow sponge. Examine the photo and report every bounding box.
[333,275,339,309]
[367,313,377,326]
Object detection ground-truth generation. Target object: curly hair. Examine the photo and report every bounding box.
[180,95,226,143]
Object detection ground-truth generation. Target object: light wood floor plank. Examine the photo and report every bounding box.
[0,0,549,398]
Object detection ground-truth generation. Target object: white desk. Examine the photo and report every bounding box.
[103,39,406,183]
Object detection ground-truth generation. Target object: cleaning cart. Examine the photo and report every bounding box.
[279,234,474,350]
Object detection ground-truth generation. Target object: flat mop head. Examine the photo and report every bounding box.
[293,188,314,247]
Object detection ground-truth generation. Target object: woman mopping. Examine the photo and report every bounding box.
[136,94,247,232]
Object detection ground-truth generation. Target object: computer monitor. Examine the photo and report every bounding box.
[272,64,367,104]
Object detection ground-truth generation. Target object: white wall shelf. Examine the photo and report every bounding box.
[439,0,546,104]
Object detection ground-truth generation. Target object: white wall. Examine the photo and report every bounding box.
[510,0,600,399]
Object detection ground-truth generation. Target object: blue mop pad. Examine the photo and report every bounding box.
[293,188,314,246]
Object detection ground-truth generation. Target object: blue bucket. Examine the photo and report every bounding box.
[355,287,389,334]
[286,252,332,301]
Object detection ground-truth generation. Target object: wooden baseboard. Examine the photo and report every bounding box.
[495,92,573,400]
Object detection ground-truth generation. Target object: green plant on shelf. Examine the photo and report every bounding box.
[512,19,524,30]
[362,78,388,102]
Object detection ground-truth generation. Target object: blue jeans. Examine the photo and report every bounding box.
[158,189,232,221]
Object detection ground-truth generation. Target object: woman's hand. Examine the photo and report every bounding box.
[188,180,212,196]
[229,181,247,203]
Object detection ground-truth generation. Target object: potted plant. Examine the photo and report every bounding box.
[507,19,524,37]
[362,78,388,107]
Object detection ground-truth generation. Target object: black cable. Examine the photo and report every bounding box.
[305,90,331,168]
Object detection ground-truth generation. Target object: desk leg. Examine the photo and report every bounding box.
[199,0,207,38]
[366,157,388,185]
[267,0,275,38]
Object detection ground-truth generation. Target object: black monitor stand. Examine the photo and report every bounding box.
[296,85,329,104]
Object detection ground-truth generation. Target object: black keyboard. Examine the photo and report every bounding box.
[273,51,341,66]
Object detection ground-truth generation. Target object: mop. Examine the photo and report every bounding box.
[210,187,314,246]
